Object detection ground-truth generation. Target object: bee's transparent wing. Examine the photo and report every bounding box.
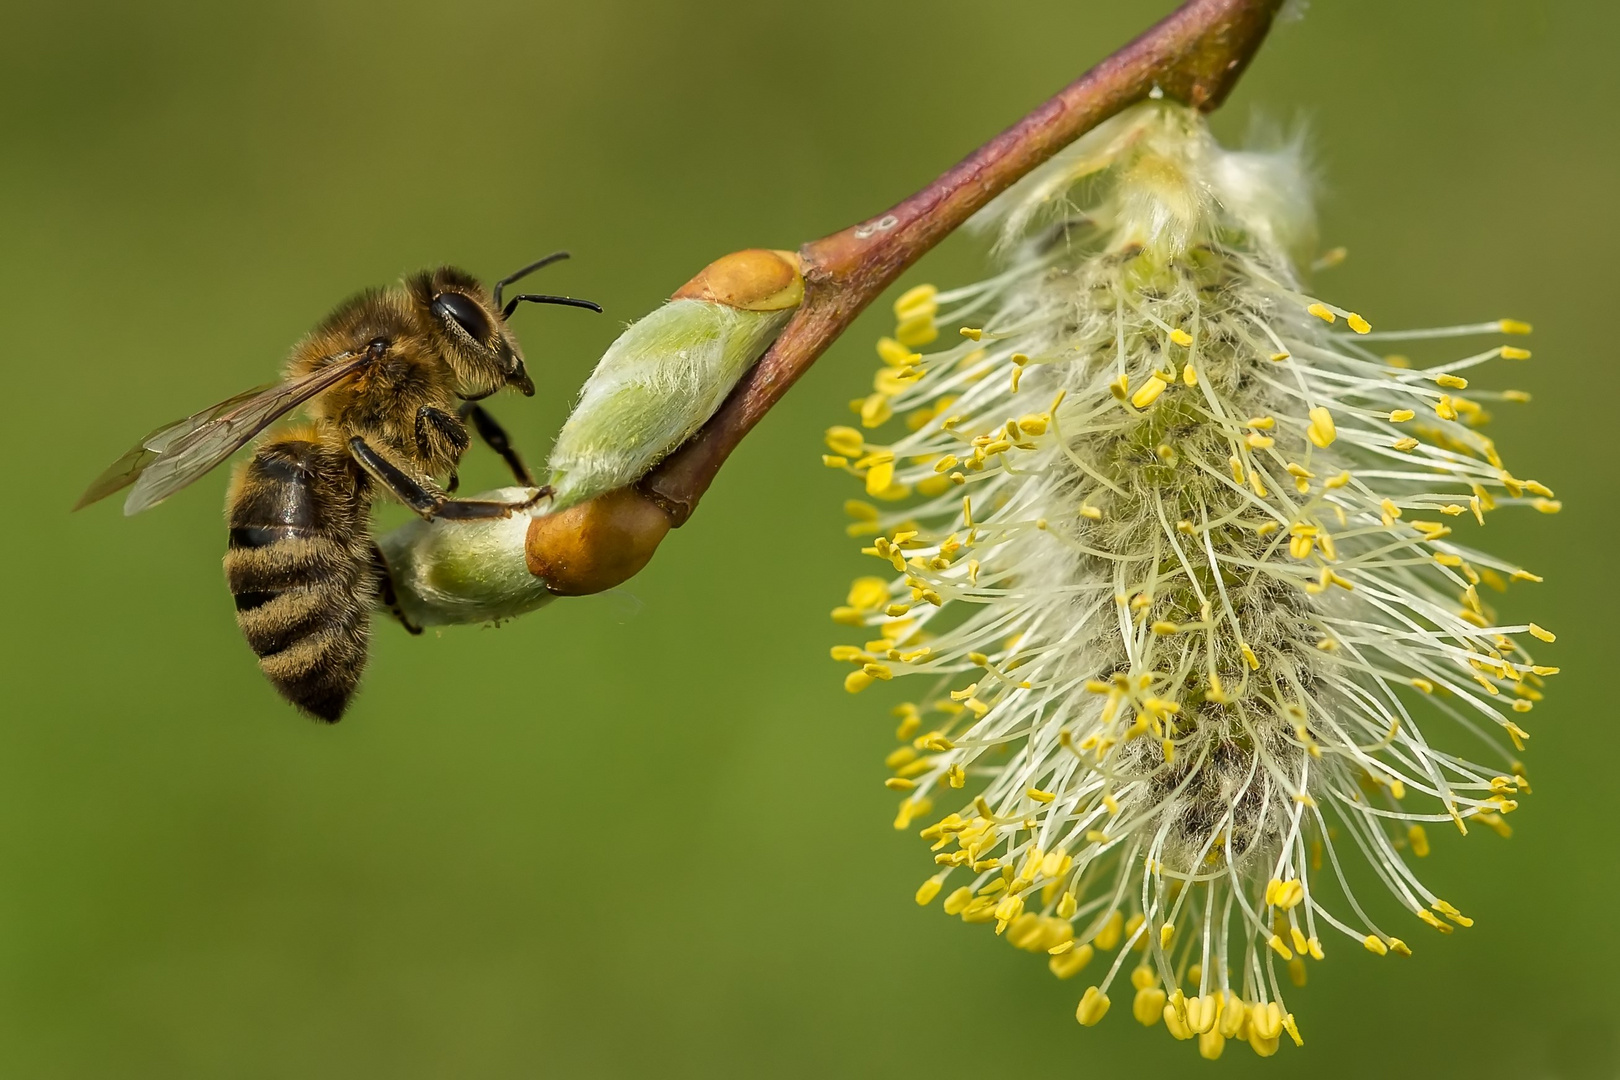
[75,383,277,510]
[76,354,367,516]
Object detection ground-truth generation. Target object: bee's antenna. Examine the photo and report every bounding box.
[493,251,571,310]
[502,294,603,321]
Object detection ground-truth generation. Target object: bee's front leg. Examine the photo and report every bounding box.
[457,401,534,487]
[415,405,471,464]
[349,437,549,521]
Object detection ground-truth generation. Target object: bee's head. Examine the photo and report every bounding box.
[409,255,601,402]
[408,266,532,399]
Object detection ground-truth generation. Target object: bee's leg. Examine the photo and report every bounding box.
[369,544,422,635]
[348,436,550,521]
[415,406,471,461]
[457,401,535,487]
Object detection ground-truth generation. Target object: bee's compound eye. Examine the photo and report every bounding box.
[432,292,492,343]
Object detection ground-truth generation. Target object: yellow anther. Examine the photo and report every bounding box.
[1270,351,1290,362]
[1160,923,1175,948]
[847,576,889,610]
[1133,986,1167,1027]
[1500,346,1531,360]
[1183,363,1198,386]
[1241,643,1260,670]
[1267,934,1293,960]
[1252,1002,1284,1042]
[1347,312,1372,334]
[1076,986,1111,1027]
[1130,374,1169,409]
[1528,623,1556,642]
[1435,373,1469,389]
[1169,328,1194,347]
[1498,318,1532,334]
[1408,824,1430,857]
[1199,1030,1226,1061]
[1307,406,1336,448]
[1416,908,1453,934]
[1049,942,1093,980]
[993,894,1025,925]
[1246,431,1275,449]
[894,310,937,348]
[844,671,874,693]
[884,746,917,770]
[1185,994,1220,1036]
[1109,374,1130,401]
[1017,413,1049,436]
[915,878,942,905]
[1164,1001,1194,1041]
[824,425,867,458]
[859,393,892,428]
[1392,437,1419,452]
[1273,879,1305,911]
[1389,409,1415,422]
[863,459,895,497]
[1218,996,1247,1039]
[876,336,917,367]
[1388,937,1411,956]
[1307,302,1336,323]
[958,326,983,342]
[1094,910,1124,951]
[1290,926,1310,956]
[892,284,937,319]
[1363,934,1389,956]
[1150,621,1179,636]
[1026,787,1056,804]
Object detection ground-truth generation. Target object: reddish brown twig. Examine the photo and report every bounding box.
[523,0,1284,597]
[641,0,1286,526]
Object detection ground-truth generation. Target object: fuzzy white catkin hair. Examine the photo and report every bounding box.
[823,101,1556,1059]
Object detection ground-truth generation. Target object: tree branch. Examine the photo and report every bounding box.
[641,0,1286,526]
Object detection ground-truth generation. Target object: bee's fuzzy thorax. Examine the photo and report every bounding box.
[825,101,1555,1058]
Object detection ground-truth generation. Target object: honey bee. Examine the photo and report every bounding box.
[77,253,601,721]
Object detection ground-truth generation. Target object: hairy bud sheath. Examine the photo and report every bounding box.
[828,102,1556,1056]
[375,249,804,622]
[546,249,803,511]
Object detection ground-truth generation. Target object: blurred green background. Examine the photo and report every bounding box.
[1,1,1613,1076]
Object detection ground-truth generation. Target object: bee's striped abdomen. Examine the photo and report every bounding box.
[224,437,374,722]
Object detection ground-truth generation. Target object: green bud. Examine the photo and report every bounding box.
[546,300,789,509]
[546,248,803,510]
[374,488,550,627]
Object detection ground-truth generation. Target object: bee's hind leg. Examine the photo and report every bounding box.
[348,436,550,522]
[457,401,534,487]
[369,544,423,635]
